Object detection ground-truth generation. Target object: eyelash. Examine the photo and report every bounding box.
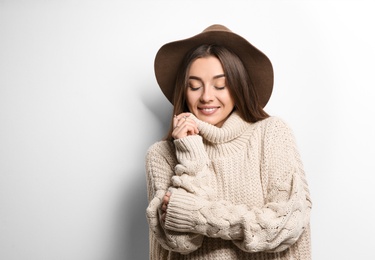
[188,86,226,91]
[189,86,201,91]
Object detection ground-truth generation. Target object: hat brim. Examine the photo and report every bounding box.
[154,28,273,108]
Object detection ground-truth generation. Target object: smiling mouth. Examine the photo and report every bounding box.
[198,107,219,115]
[200,107,217,111]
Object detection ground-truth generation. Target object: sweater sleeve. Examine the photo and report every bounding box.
[164,118,312,253]
[145,141,204,254]
[170,135,215,200]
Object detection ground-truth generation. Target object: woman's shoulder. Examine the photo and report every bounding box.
[249,115,288,128]
[253,116,295,137]
[260,115,290,127]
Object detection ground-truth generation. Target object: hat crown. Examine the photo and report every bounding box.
[202,24,231,33]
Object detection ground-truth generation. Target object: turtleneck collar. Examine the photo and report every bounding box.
[190,111,250,144]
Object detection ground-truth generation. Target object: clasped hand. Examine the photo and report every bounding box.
[171,112,199,140]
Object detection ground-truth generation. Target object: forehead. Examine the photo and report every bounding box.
[188,56,224,77]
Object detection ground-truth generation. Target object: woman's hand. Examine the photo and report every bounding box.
[172,113,199,139]
[160,191,171,222]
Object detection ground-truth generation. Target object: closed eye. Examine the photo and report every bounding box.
[189,86,201,91]
[215,86,226,90]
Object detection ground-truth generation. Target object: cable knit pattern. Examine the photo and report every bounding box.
[145,112,312,259]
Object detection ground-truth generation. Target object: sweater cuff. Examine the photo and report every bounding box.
[174,135,209,163]
[164,189,208,232]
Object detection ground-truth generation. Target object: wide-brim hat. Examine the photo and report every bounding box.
[154,24,273,107]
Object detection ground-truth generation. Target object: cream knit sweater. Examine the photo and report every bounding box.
[146,112,312,260]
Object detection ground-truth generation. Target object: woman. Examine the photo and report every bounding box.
[145,24,312,260]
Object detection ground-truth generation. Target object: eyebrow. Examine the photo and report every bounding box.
[188,74,225,81]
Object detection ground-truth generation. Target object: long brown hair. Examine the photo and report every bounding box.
[164,44,269,141]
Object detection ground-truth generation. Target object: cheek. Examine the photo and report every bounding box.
[186,92,198,105]
[219,91,234,107]
[228,95,235,106]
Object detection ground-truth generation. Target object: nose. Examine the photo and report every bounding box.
[200,86,213,103]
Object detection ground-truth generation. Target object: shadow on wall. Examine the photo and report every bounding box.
[110,88,172,260]
[125,174,149,260]
[142,86,173,131]
[108,173,149,260]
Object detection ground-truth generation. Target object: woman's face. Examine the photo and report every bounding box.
[186,56,234,127]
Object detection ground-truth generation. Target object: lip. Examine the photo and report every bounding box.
[198,106,220,115]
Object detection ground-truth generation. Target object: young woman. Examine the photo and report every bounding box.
[145,24,312,260]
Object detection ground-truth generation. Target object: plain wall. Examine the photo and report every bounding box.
[1,1,374,259]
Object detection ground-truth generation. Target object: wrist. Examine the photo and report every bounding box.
[165,189,208,232]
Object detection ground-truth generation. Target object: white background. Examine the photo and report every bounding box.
[1,1,374,259]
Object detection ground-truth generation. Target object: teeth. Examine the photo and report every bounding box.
[202,108,215,111]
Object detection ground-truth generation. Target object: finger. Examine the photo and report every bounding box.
[182,117,199,132]
[173,114,179,129]
[172,123,197,139]
[173,113,189,129]
[162,195,170,204]
[176,112,192,119]
[187,123,199,135]
[173,116,188,130]
[174,113,195,127]
[173,120,197,133]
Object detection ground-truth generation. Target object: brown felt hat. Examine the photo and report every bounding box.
[154,24,273,107]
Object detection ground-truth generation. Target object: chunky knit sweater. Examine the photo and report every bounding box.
[145,112,312,260]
